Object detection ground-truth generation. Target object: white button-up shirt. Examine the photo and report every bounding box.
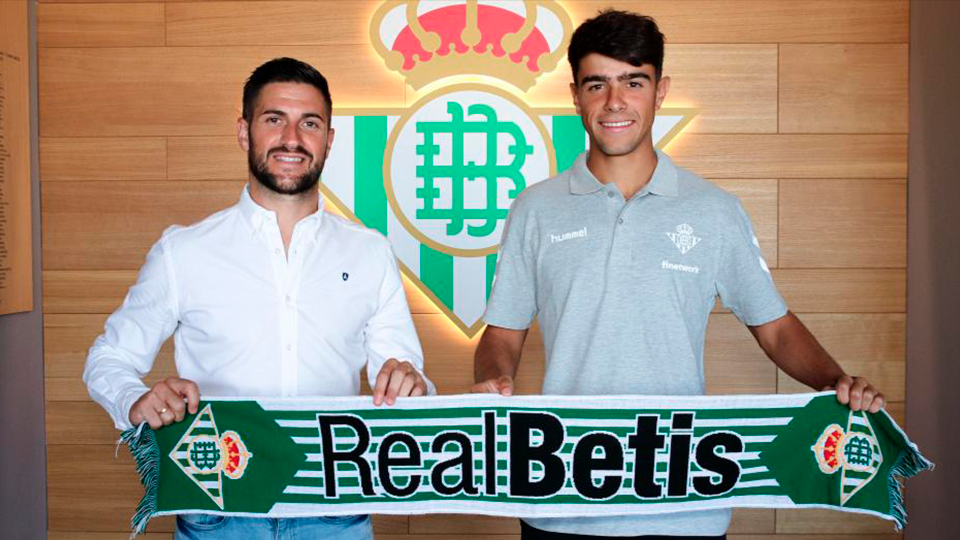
[84,187,432,430]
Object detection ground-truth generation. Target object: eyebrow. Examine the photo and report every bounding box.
[259,109,326,122]
[580,71,652,85]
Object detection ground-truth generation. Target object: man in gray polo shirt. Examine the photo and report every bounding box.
[473,10,885,540]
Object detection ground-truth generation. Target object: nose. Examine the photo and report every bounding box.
[280,121,302,150]
[604,86,626,113]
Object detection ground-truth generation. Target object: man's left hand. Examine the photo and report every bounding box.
[827,375,885,413]
[373,358,427,406]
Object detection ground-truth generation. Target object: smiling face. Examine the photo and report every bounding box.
[237,82,335,196]
[571,53,670,163]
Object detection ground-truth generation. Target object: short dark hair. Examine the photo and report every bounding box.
[567,10,665,84]
[242,57,332,122]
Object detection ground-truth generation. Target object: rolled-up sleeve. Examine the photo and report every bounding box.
[83,233,180,430]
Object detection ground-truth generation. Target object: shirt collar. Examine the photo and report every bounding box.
[568,149,679,198]
[238,184,326,237]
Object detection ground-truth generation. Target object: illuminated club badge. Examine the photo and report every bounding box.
[385,85,554,256]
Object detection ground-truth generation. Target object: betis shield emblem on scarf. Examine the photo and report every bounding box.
[320,1,697,335]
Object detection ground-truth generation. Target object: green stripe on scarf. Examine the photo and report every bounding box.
[122,393,930,536]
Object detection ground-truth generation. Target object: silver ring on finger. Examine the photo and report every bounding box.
[159,407,168,414]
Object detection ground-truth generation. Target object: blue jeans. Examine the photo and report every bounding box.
[175,514,373,540]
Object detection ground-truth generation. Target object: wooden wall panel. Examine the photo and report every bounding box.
[39,46,406,137]
[773,269,905,313]
[38,1,909,538]
[40,137,167,181]
[47,445,176,532]
[779,179,906,268]
[777,314,906,401]
[42,180,244,270]
[668,134,907,179]
[704,314,778,395]
[42,270,138,314]
[777,508,899,534]
[165,1,372,46]
[780,45,909,134]
[569,0,908,44]
[167,136,245,180]
[38,3,165,47]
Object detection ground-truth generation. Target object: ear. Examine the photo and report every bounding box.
[237,117,250,152]
[569,81,581,114]
[654,76,671,111]
[326,127,336,155]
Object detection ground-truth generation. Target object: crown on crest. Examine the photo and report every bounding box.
[370,0,572,90]
[676,223,694,235]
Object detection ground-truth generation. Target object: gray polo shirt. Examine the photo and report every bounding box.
[484,150,787,536]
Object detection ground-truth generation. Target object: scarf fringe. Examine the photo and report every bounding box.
[119,425,160,538]
[887,441,935,529]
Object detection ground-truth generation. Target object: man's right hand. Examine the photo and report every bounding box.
[129,377,200,429]
[470,375,515,396]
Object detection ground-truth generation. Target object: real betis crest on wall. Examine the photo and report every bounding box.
[320,1,697,335]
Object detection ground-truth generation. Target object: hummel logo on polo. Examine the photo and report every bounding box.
[550,227,588,243]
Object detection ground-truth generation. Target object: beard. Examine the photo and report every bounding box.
[247,140,324,196]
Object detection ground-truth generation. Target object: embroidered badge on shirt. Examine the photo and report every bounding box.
[666,224,701,255]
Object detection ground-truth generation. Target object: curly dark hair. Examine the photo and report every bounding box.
[567,10,665,84]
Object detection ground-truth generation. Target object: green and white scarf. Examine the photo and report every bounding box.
[121,392,931,535]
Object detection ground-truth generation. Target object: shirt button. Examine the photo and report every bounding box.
[606,192,614,198]
[285,294,293,304]
[285,344,292,351]
[274,248,281,255]
[618,218,625,224]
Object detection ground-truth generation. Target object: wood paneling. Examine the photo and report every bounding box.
[165,1,372,46]
[669,134,907,179]
[167,136,245,181]
[42,180,244,270]
[44,313,177,402]
[779,179,906,268]
[47,445,176,532]
[773,269,905,313]
[777,314,905,401]
[39,46,406,137]
[569,1,908,44]
[704,314,778,395]
[780,45,909,134]
[40,137,167,182]
[42,270,138,314]
[776,508,899,534]
[38,3,165,47]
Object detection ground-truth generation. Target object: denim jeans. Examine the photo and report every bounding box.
[175,514,373,540]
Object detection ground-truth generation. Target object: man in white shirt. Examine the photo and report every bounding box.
[84,57,433,540]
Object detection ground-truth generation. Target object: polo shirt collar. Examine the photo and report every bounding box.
[238,184,326,238]
[568,149,679,198]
